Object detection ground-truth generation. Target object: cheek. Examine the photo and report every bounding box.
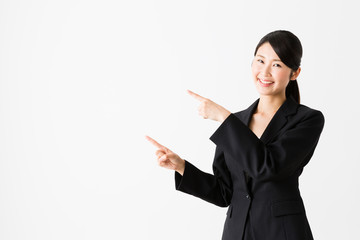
[275,69,291,81]
[251,65,261,76]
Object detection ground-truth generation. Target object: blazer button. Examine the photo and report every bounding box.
[246,194,251,200]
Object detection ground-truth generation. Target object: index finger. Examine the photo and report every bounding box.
[187,89,207,101]
[145,135,168,151]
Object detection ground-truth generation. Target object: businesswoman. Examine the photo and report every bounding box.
[146,30,325,240]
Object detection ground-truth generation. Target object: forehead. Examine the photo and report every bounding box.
[256,42,281,60]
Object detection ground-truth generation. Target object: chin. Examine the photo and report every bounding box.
[257,92,273,97]
[255,85,271,94]
[255,87,279,97]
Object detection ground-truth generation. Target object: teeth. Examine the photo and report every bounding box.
[259,78,273,84]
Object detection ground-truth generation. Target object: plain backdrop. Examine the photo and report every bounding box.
[1,0,359,239]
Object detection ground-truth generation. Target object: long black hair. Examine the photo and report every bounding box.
[254,30,303,104]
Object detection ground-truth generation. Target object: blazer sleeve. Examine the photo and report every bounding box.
[209,110,325,181]
[174,145,233,207]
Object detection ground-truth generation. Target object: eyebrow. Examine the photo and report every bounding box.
[256,54,281,62]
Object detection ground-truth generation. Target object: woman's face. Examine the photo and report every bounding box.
[251,42,297,99]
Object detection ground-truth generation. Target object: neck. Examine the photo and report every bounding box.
[257,94,286,116]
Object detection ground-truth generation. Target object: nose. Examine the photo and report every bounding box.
[260,64,272,77]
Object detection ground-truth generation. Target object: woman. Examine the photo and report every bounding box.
[146,30,325,240]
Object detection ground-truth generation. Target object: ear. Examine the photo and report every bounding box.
[290,67,301,80]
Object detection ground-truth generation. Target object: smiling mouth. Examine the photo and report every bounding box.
[258,78,274,86]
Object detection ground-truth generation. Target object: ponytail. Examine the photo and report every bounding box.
[285,79,300,104]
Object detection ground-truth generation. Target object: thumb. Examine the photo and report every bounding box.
[159,154,167,162]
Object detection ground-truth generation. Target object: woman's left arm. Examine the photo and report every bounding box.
[186,89,325,181]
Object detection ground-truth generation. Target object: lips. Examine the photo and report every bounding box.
[258,78,274,87]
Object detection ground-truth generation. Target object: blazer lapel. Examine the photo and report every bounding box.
[239,98,259,125]
[239,97,299,144]
[260,97,299,144]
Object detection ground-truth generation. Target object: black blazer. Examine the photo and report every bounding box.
[174,97,325,240]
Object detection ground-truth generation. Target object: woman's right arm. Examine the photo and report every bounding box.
[174,146,233,207]
[146,135,232,207]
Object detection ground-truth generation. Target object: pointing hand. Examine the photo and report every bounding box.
[145,135,185,175]
[187,89,231,123]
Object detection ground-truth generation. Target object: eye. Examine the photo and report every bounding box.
[273,63,281,67]
[257,59,264,63]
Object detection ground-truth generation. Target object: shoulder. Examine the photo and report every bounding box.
[283,102,325,135]
[296,103,325,125]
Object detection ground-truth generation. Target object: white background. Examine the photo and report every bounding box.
[1,0,359,239]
